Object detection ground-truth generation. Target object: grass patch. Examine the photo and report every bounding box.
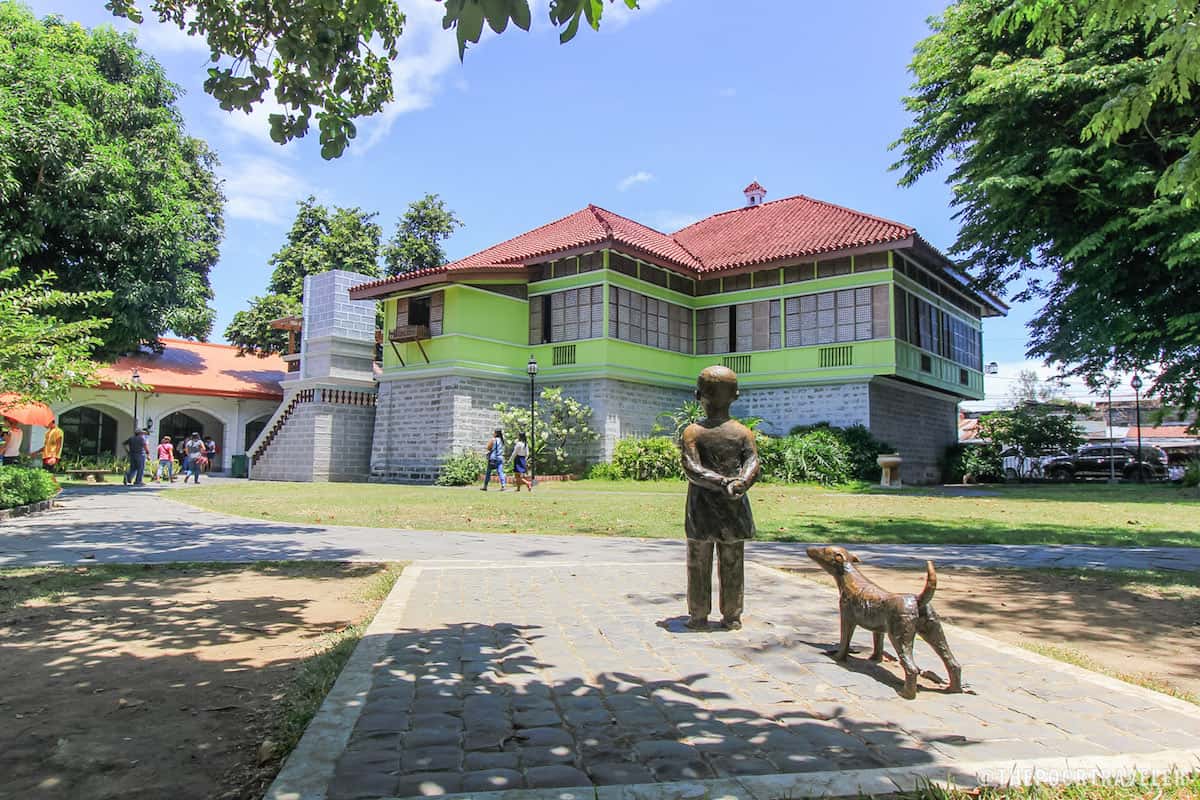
[1022,641,1199,706]
[272,563,403,756]
[899,771,1200,799]
[173,479,1200,547]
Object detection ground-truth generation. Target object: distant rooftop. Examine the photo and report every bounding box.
[96,339,287,401]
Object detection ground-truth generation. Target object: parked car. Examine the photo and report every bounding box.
[1043,444,1170,482]
[1001,447,1068,481]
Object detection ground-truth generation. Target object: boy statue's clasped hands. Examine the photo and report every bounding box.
[680,365,761,631]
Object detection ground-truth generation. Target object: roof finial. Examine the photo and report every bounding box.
[743,181,766,207]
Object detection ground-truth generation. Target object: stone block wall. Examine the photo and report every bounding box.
[733,382,871,435]
[868,377,959,484]
[250,388,377,482]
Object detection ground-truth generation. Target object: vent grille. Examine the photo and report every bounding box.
[819,346,853,368]
[722,354,752,374]
[552,344,576,366]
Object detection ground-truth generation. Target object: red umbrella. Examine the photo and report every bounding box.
[0,393,56,427]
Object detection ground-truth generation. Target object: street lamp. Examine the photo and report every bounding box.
[131,368,143,432]
[526,355,538,483]
[1130,373,1144,483]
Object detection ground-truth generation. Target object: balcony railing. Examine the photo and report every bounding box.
[389,323,431,343]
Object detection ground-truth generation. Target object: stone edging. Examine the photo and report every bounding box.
[393,747,1200,800]
[0,498,55,522]
[266,564,425,800]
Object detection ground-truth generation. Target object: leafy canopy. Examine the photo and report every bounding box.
[893,0,1200,410]
[494,387,598,475]
[106,0,639,158]
[225,196,381,356]
[0,268,111,405]
[977,405,1085,478]
[0,2,223,358]
[383,193,462,276]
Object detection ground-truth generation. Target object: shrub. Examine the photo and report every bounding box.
[758,430,852,485]
[434,451,487,487]
[942,442,1002,483]
[1182,459,1200,489]
[788,422,892,480]
[0,466,59,509]
[494,387,598,475]
[611,436,682,480]
[584,461,622,481]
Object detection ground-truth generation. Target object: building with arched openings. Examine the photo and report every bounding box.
[22,340,285,472]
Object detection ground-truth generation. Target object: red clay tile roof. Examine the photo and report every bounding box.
[674,195,913,271]
[95,339,286,401]
[1127,425,1198,439]
[349,193,916,298]
[743,181,766,193]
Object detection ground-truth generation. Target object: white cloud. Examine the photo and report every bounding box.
[617,171,655,192]
[219,156,311,224]
[600,0,670,31]
[355,0,464,152]
[134,18,210,55]
[646,210,702,232]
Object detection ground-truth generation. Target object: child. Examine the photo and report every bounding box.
[680,365,761,631]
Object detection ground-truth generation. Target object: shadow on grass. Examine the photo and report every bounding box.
[756,517,1200,548]
[0,563,398,800]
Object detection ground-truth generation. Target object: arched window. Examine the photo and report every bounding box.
[60,407,118,458]
[159,412,207,447]
[244,418,269,450]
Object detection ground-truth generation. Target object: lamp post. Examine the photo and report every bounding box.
[526,355,538,483]
[131,369,143,432]
[1130,373,1144,483]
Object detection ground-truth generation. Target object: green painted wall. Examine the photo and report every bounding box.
[377,249,986,400]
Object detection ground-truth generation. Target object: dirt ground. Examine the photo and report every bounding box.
[789,562,1200,701]
[0,563,397,800]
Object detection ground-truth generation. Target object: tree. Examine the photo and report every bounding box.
[494,387,598,475]
[225,197,381,356]
[105,0,639,158]
[221,294,302,359]
[978,406,1085,479]
[0,3,224,359]
[893,0,1200,411]
[0,268,110,405]
[383,194,462,276]
[994,0,1200,202]
[1008,369,1065,407]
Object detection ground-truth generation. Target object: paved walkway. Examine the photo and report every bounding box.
[269,561,1200,799]
[6,484,1200,798]
[3,484,1200,572]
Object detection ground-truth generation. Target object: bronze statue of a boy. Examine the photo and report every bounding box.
[680,366,760,630]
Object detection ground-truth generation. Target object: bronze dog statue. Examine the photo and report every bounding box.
[807,545,962,699]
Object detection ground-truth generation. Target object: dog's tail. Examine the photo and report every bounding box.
[917,560,937,607]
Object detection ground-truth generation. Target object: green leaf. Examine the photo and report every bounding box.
[511,0,531,31]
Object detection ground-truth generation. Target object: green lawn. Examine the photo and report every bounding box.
[174,480,1200,547]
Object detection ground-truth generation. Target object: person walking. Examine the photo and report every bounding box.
[156,436,176,482]
[123,428,150,486]
[203,436,218,473]
[2,420,23,466]
[182,432,204,483]
[481,429,506,491]
[38,419,63,472]
[510,432,531,492]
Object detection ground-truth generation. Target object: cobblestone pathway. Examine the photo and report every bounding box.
[303,562,1200,800]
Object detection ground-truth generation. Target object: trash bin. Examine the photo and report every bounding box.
[231,454,248,478]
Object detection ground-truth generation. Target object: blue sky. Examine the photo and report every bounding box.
[27,0,1082,407]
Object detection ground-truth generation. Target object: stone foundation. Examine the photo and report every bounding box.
[868,377,959,484]
[369,373,959,485]
[250,388,376,482]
